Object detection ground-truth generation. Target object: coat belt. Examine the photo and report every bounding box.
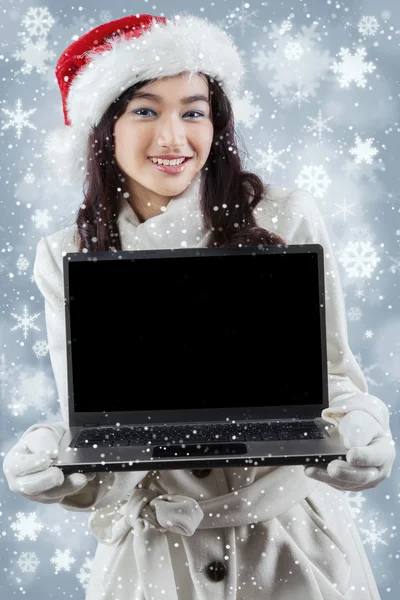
[88,466,319,600]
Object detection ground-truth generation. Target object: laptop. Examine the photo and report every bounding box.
[53,244,349,475]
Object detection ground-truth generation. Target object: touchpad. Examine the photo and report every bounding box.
[152,442,247,458]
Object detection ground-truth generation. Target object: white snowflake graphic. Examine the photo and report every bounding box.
[304,109,334,142]
[358,16,380,37]
[349,135,379,165]
[288,86,311,108]
[17,551,40,573]
[360,519,388,553]
[347,306,362,322]
[16,255,30,273]
[284,40,304,61]
[11,512,44,541]
[344,491,366,518]
[12,34,56,75]
[10,305,41,339]
[338,241,381,279]
[32,340,49,358]
[1,99,37,140]
[50,549,76,574]
[31,208,53,229]
[22,7,55,37]
[331,196,357,224]
[231,90,262,129]
[253,142,287,174]
[294,165,332,198]
[218,2,259,37]
[279,19,293,35]
[24,172,35,183]
[331,47,376,88]
[99,10,113,24]
[254,21,332,98]
[76,557,94,589]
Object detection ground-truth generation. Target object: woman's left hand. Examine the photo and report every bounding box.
[304,410,396,491]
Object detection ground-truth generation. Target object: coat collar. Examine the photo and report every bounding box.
[116,172,210,250]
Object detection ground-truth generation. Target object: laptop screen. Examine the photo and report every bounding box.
[66,249,326,413]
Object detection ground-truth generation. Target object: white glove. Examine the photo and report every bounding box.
[304,410,396,491]
[3,422,95,504]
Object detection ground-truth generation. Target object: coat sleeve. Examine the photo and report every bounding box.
[33,236,150,512]
[290,189,391,433]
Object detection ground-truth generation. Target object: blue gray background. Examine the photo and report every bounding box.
[0,0,399,597]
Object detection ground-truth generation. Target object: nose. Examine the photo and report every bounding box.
[156,114,186,150]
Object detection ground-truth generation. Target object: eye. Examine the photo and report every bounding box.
[132,108,204,118]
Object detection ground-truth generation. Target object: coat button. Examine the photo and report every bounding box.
[192,468,212,478]
[206,561,227,582]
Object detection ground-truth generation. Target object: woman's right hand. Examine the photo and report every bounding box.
[3,425,95,504]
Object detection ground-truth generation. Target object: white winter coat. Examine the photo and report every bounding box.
[33,173,390,599]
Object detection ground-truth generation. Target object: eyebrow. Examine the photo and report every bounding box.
[131,92,210,105]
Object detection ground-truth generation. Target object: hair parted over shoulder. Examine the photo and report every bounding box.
[75,73,288,252]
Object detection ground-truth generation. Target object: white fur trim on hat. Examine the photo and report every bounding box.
[44,14,246,187]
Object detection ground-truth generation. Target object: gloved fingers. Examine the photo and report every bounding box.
[32,472,92,499]
[21,429,60,457]
[338,411,383,449]
[326,459,381,485]
[346,436,395,468]
[5,449,54,478]
[11,466,64,496]
[304,465,358,491]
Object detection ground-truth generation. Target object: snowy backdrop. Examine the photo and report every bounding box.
[0,0,399,597]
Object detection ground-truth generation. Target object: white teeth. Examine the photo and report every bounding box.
[149,157,186,166]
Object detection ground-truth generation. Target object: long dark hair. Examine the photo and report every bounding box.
[75,73,287,251]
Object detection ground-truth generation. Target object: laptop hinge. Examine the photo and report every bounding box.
[83,423,99,427]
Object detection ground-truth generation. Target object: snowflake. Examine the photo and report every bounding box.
[344,491,366,518]
[32,340,49,358]
[284,40,304,61]
[360,519,388,553]
[253,142,287,174]
[22,6,55,37]
[10,305,41,339]
[50,549,76,574]
[388,254,400,274]
[1,99,37,140]
[257,21,332,98]
[353,352,383,388]
[331,196,357,224]
[17,552,40,573]
[12,34,56,75]
[294,165,332,198]
[304,109,334,142]
[331,47,376,88]
[11,512,44,541]
[76,557,94,589]
[218,3,259,37]
[24,172,35,183]
[16,255,30,272]
[288,86,311,108]
[99,10,113,23]
[349,135,379,164]
[279,19,293,35]
[338,241,381,279]
[347,306,362,322]
[31,208,53,229]
[358,16,379,37]
[7,369,55,414]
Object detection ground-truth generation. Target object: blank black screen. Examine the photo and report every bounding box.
[67,253,324,412]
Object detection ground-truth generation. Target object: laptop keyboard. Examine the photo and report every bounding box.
[73,420,326,448]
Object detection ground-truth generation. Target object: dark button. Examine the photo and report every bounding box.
[206,561,227,582]
[192,468,212,478]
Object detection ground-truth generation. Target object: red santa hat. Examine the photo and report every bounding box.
[44,13,246,186]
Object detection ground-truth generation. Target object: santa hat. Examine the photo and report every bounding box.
[44,13,246,187]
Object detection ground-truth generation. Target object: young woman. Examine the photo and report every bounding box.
[3,13,395,600]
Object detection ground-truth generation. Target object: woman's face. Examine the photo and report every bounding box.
[113,72,214,220]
